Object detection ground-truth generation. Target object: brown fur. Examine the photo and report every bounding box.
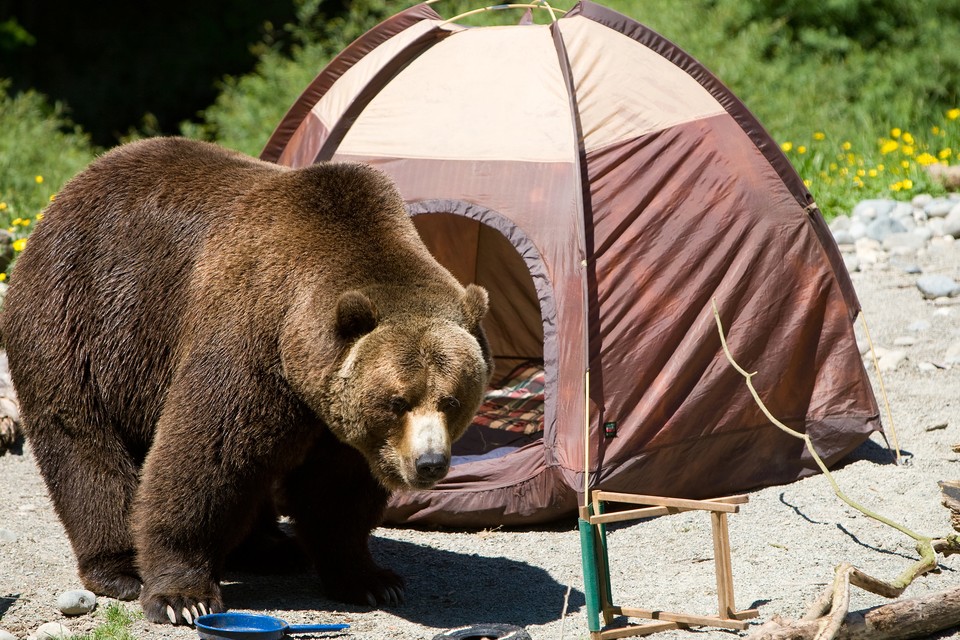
[1,137,492,624]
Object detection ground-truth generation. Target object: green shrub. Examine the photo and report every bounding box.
[0,80,96,275]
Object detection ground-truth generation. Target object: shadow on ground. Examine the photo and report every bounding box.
[222,536,583,630]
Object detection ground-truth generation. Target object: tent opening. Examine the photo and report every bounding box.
[410,209,549,467]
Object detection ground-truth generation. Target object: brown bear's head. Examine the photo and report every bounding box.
[321,284,492,491]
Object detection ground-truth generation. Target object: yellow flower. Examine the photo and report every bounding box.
[901,160,910,168]
[0,273,6,282]
[813,132,826,141]
[781,141,793,152]
[36,212,44,221]
[13,238,27,252]
[877,163,885,171]
[902,179,913,189]
[0,202,6,211]
[18,218,30,226]
[891,128,902,138]
[34,175,43,184]
[880,140,899,154]
[803,178,812,187]
[902,132,914,145]
[856,168,866,177]
[916,152,938,166]
[49,194,56,202]
[11,218,21,226]
[902,145,914,156]
[842,141,852,150]
[939,148,953,160]
[932,126,941,135]
[891,181,903,192]
[868,169,878,177]
[948,108,960,120]
[797,145,807,154]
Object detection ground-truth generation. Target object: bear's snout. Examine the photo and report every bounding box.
[415,452,449,483]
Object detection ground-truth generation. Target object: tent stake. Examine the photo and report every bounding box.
[859,311,902,465]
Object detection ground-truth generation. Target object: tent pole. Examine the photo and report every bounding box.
[583,368,591,505]
[439,4,565,26]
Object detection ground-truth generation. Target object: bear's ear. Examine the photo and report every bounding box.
[336,290,379,341]
[461,284,489,333]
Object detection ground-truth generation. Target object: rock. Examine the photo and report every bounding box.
[848,219,868,240]
[0,629,17,640]
[854,199,896,220]
[0,528,16,543]
[907,320,931,332]
[57,589,97,616]
[917,362,939,373]
[934,307,953,317]
[926,163,960,189]
[925,198,954,218]
[31,622,71,640]
[842,253,860,273]
[877,350,907,372]
[832,229,855,245]
[917,274,960,299]
[893,336,918,346]
[944,206,960,238]
[866,216,907,241]
[911,194,934,209]
[947,342,960,365]
[926,422,949,431]
[883,232,925,254]
[829,214,851,231]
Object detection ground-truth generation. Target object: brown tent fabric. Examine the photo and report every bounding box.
[261,1,881,527]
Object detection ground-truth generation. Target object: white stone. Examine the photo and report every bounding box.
[947,342,960,365]
[0,629,16,640]
[849,220,868,240]
[57,589,97,616]
[829,214,851,230]
[31,622,71,640]
[0,528,16,543]
[925,198,954,217]
[912,226,934,241]
[934,308,953,317]
[893,336,918,346]
[912,193,934,208]
[907,320,931,332]
[883,232,925,254]
[916,274,960,299]
[877,350,907,372]
[917,362,939,373]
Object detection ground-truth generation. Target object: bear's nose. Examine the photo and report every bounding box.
[415,452,449,481]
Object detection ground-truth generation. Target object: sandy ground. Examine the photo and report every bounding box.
[1,239,959,640]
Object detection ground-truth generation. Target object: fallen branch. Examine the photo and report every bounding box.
[748,584,960,640]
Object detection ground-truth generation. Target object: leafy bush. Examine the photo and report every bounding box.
[0,80,96,275]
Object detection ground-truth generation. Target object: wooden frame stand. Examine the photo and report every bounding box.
[579,491,759,639]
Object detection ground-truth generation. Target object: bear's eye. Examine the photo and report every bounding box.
[439,396,460,413]
[389,397,411,416]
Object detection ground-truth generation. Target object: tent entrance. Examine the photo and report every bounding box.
[409,206,552,466]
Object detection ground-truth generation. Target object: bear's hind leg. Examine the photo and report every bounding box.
[27,414,142,600]
[280,433,404,607]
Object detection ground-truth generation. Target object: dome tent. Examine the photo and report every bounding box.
[261,1,881,527]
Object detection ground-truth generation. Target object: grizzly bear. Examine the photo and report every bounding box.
[1,137,492,625]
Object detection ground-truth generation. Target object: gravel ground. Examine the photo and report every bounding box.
[1,237,958,640]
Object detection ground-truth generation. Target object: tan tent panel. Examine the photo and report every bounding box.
[262,1,881,527]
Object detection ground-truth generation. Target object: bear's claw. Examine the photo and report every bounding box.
[144,591,222,625]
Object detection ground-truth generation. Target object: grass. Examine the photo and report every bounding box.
[67,602,140,640]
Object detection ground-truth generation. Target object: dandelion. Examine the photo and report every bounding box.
[868,169,878,178]
[902,132,914,145]
[842,141,852,150]
[11,218,22,226]
[877,163,885,172]
[856,168,866,177]
[948,108,960,120]
[901,160,910,169]
[933,126,941,135]
[940,148,953,160]
[34,175,43,184]
[18,218,30,227]
[49,194,56,202]
[803,179,812,187]
[903,179,913,189]
[13,238,27,252]
[36,212,44,221]
[891,128,902,138]
[797,145,807,154]
[781,141,793,152]
[813,132,826,141]
[0,273,6,282]
[916,152,938,166]
[880,140,899,154]
[902,145,914,156]
[0,202,6,211]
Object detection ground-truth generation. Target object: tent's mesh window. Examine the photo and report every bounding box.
[412,213,545,465]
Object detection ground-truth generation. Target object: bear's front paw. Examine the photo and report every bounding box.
[141,590,224,625]
[324,566,405,608]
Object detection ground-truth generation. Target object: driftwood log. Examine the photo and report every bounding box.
[747,585,960,640]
